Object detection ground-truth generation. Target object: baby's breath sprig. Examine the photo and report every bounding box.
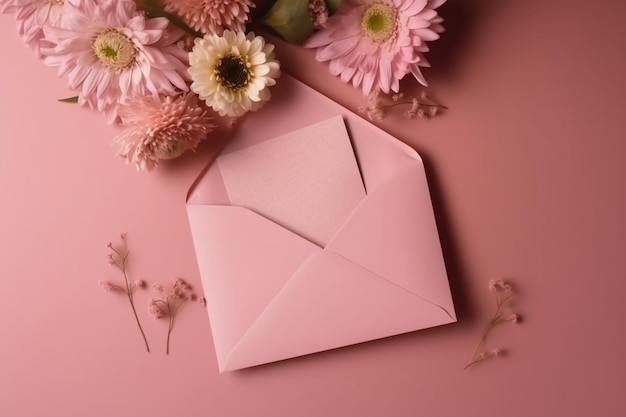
[464,279,521,369]
[359,91,448,121]
[99,233,150,352]
[149,278,204,354]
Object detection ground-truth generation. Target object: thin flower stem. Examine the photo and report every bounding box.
[385,100,449,110]
[464,356,484,370]
[465,283,519,369]
[465,294,509,368]
[466,321,491,366]
[122,258,150,353]
[126,291,151,353]
[166,304,174,355]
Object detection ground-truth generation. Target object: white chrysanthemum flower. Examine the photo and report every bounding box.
[188,30,280,117]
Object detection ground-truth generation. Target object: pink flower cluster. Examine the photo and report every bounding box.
[149,278,203,354]
[100,233,205,354]
[0,0,258,171]
[2,0,450,171]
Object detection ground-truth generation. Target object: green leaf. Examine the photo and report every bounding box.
[260,0,314,44]
[325,0,342,13]
[58,96,79,103]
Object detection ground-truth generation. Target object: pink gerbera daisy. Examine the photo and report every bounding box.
[161,0,254,35]
[42,0,190,123]
[0,0,71,57]
[116,92,215,171]
[305,0,446,95]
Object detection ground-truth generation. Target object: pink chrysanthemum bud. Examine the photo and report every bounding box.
[116,93,215,171]
[161,0,254,36]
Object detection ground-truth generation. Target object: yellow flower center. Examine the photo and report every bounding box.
[92,29,137,70]
[214,54,251,91]
[361,3,397,42]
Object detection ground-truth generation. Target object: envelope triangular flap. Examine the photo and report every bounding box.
[326,165,456,317]
[187,204,321,368]
[224,251,452,371]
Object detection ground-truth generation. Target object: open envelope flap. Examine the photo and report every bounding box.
[326,163,456,317]
[186,204,321,368]
[224,251,452,371]
[186,75,421,205]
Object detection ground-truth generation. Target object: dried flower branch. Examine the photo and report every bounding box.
[99,233,150,352]
[149,278,203,354]
[359,91,448,121]
[464,279,520,369]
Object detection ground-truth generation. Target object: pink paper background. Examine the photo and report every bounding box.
[1,0,625,415]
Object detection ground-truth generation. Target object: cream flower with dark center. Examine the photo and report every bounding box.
[215,54,250,91]
[189,30,280,117]
[361,3,397,42]
[92,29,137,71]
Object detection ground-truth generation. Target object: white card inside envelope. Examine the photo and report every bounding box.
[216,116,366,247]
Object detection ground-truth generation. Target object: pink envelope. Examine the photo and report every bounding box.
[186,75,456,372]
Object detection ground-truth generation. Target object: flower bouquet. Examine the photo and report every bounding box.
[1,0,446,170]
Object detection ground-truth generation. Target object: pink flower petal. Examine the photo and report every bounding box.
[304,0,444,95]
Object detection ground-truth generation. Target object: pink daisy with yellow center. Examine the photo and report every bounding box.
[42,0,190,123]
[305,0,446,95]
